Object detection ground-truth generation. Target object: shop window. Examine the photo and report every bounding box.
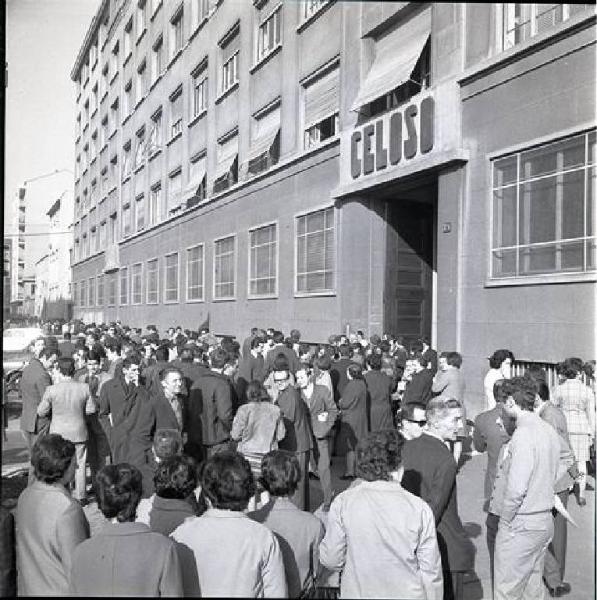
[502,4,592,50]
[296,206,335,294]
[186,244,204,301]
[131,263,143,304]
[146,258,159,303]
[303,66,339,150]
[214,235,235,299]
[248,104,280,176]
[491,130,596,279]
[219,23,239,96]
[164,252,179,302]
[120,267,129,305]
[249,223,277,297]
[256,3,281,64]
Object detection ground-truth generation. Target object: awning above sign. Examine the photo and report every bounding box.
[351,7,431,112]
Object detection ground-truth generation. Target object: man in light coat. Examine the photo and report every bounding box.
[37,357,96,502]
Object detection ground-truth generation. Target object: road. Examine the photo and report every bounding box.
[2,410,595,599]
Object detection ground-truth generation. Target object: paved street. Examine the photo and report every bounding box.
[2,411,595,599]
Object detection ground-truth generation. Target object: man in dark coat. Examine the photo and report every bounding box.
[264,331,300,376]
[363,353,394,431]
[402,352,435,407]
[330,345,355,403]
[0,507,16,597]
[20,342,59,483]
[187,348,233,461]
[402,397,475,600]
[58,332,76,359]
[236,336,266,403]
[142,346,170,396]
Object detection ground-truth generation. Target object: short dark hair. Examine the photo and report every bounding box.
[272,353,290,372]
[210,348,230,370]
[155,346,169,362]
[493,378,514,403]
[96,464,143,522]
[348,363,363,380]
[250,336,265,350]
[272,331,284,345]
[315,354,332,371]
[63,332,72,340]
[154,455,198,500]
[367,353,382,370]
[379,340,391,354]
[446,352,462,368]
[56,357,75,377]
[509,376,538,411]
[105,341,122,354]
[246,380,268,403]
[402,402,427,421]
[561,358,581,380]
[489,349,514,369]
[40,347,60,360]
[87,349,103,363]
[356,430,405,482]
[338,344,351,358]
[289,329,301,342]
[259,450,301,496]
[153,429,183,460]
[179,348,194,363]
[159,366,183,382]
[201,451,256,511]
[31,434,75,484]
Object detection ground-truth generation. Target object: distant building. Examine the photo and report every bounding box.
[3,239,12,320]
[71,1,596,413]
[10,187,28,315]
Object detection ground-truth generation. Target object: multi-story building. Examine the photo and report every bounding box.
[10,188,28,315]
[3,239,12,320]
[71,1,596,413]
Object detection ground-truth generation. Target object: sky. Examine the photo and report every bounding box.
[4,0,99,273]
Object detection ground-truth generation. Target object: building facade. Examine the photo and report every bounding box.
[9,188,27,315]
[3,239,12,320]
[71,1,596,413]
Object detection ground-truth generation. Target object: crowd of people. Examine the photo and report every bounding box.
[0,319,595,599]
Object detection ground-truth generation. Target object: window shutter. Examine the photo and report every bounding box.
[304,68,339,128]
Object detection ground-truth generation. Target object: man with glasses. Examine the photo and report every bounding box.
[400,402,428,441]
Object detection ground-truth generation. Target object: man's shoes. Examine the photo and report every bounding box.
[308,471,320,480]
[548,582,571,597]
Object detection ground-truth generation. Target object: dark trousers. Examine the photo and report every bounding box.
[313,437,333,509]
[443,569,464,600]
[86,413,110,492]
[543,490,569,588]
[486,511,500,596]
[290,450,310,511]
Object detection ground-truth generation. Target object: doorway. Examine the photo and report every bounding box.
[384,196,435,346]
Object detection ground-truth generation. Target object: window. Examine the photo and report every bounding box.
[80,279,87,307]
[120,267,129,305]
[131,263,143,304]
[124,79,134,117]
[303,67,339,149]
[91,225,98,253]
[88,277,95,307]
[296,206,335,293]
[192,62,208,117]
[151,0,161,17]
[146,258,159,303]
[108,273,117,306]
[84,100,90,126]
[76,113,81,138]
[220,24,239,95]
[134,127,146,169]
[109,154,118,189]
[256,5,281,63]
[148,109,162,155]
[187,154,207,207]
[110,98,120,135]
[100,115,108,148]
[99,220,107,247]
[136,60,147,101]
[186,244,204,301]
[191,0,210,29]
[151,35,164,83]
[124,18,133,59]
[91,84,99,114]
[101,63,109,98]
[90,40,98,67]
[109,213,118,244]
[214,134,238,193]
[168,169,183,213]
[214,236,235,299]
[82,233,90,258]
[136,0,147,39]
[122,202,132,237]
[169,88,183,138]
[170,7,184,59]
[491,130,596,279]
[502,4,592,50]
[248,104,280,175]
[97,274,104,306]
[149,183,161,224]
[135,194,145,231]
[91,131,98,159]
[110,41,120,78]
[122,140,132,179]
[164,252,179,302]
[249,223,277,296]
[303,0,329,20]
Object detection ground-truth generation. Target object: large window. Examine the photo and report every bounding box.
[192,62,208,117]
[120,267,129,305]
[303,0,329,21]
[131,263,143,304]
[151,35,164,84]
[256,4,281,63]
[146,258,159,303]
[491,130,596,279]
[502,4,592,50]
[296,206,335,293]
[136,59,147,102]
[97,274,104,306]
[168,169,182,214]
[80,279,87,307]
[249,223,277,297]
[170,6,184,59]
[88,277,95,307]
[303,66,339,150]
[169,88,183,138]
[214,236,235,299]
[108,273,117,306]
[164,252,179,302]
[137,0,147,40]
[149,183,161,225]
[191,0,210,29]
[135,194,145,231]
[186,244,204,301]
[124,18,133,59]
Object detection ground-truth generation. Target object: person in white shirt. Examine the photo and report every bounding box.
[484,349,514,410]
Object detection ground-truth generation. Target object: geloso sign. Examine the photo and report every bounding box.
[349,95,434,180]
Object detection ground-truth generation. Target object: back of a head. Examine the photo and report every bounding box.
[154,455,198,500]
[155,346,169,362]
[272,331,284,345]
[489,349,514,369]
[338,344,351,358]
[210,347,229,370]
[179,347,194,363]
[290,329,301,342]
[315,353,332,371]
[246,380,267,403]
[153,428,183,460]
[509,376,538,411]
[356,430,405,482]
[272,353,290,372]
[348,363,364,380]
[259,450,300,497]
[493,378,514,404]
[367,353,382,370]
[446,351,462,368]
[562,357,582,380]
[31,433,75,484]
[57,357,76,378]
[201,451,256,511]
[96,463,143,522]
